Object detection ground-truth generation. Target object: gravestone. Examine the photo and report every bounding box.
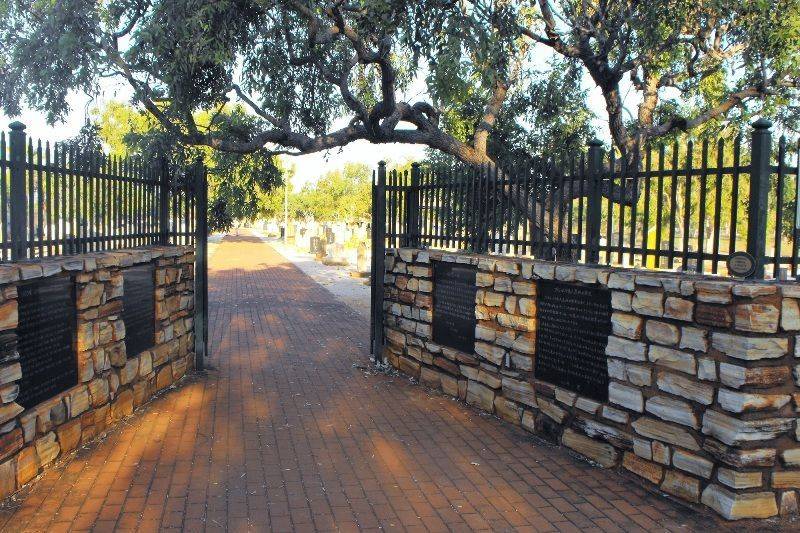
[17,276,77,409]
[356,242,370,274]
[309,236,323,255]
[433,262,477,353]
[122,263,155,358]
[534,280,611,401]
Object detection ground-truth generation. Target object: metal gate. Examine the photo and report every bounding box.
[194,162,209,370]
[369,163,387,363]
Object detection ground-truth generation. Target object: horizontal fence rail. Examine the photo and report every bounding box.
[377,120,800,279]
[0,122,197,261]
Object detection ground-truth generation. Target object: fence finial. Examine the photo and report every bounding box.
[751,117,773,130]
[8,121,26,132]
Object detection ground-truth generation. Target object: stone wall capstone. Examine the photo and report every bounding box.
[382,247,800,521]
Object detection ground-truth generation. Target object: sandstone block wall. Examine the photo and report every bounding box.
[382,247,800,520]
[0,245,195,498]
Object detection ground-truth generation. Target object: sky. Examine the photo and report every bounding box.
[0,92,428,189]
[0,67,613,190]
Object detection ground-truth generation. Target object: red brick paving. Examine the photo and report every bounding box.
[0,232,735,531]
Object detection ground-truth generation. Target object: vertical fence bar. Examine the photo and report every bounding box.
[729,136,742,264]
[512,168,522,255]
[76,149,84,253]
[747,118,772,279]
[389,169,396,248]
[654,145,665,268]
[466,166,476,251]
[458,168,466,251]
[575,156,585,261]
[605,150,615,265]
[67,146,75,253]
[641,148,652,266]
[424,168,433,248]
[712,139,725,273]
[35,140,44,258]
[793,140,800,277]
[667,143,679,269]
[9,122,27,261]
[194,159,208,370]
[522,166,532,256]
[0,132,7,261]
[490,165,497,253]
[628,147,639,266]
[26,139,34,257]
[406,163,421,247]
[537,162,547,258]
[564,158,574,260]
[429,169,437,248]
[45,142,52,256]
[681,141,693,270]
[617,157,638,265]
[158,156,169,245]
[774,136,787,275]
[697,140,709,273]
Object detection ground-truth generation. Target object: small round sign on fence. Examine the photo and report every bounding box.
[727,251,756,278]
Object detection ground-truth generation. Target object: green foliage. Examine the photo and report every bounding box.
[1,0,798,167]
[292,163,372,222]
[58,121,105,155]
[489,58,594,166]
[91,101,285,232]
[426,57,593,169]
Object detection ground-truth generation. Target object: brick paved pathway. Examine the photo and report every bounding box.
[0,232,734,532]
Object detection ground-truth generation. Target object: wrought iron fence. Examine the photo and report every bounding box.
[0,121,198,261]
[375,119,800,279]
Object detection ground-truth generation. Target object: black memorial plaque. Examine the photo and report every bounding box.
[433,262,477,353]
[534,280,611,401]
[123,263,156,358]
[17,276,78,409]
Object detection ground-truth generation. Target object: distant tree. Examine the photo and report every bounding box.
[92,101,285,232]
[58,120,104,156]
[294,163,372,223]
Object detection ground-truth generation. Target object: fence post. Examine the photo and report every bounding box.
[747,118,772,279]
[193,158,208,371]
[371,162,387,364]
[158,155,170,245]
[585,139,604,264]
[406,163,421,247]
[8,122,27,261]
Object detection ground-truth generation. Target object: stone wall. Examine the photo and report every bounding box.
[382,247,800,520]
[0,245,195,498]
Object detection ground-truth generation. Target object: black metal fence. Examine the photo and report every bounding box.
[0,121,198,262]
[374,120,800,279]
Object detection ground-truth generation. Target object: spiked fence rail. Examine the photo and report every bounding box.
[0,121,198,261]
[375,119,800,280]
